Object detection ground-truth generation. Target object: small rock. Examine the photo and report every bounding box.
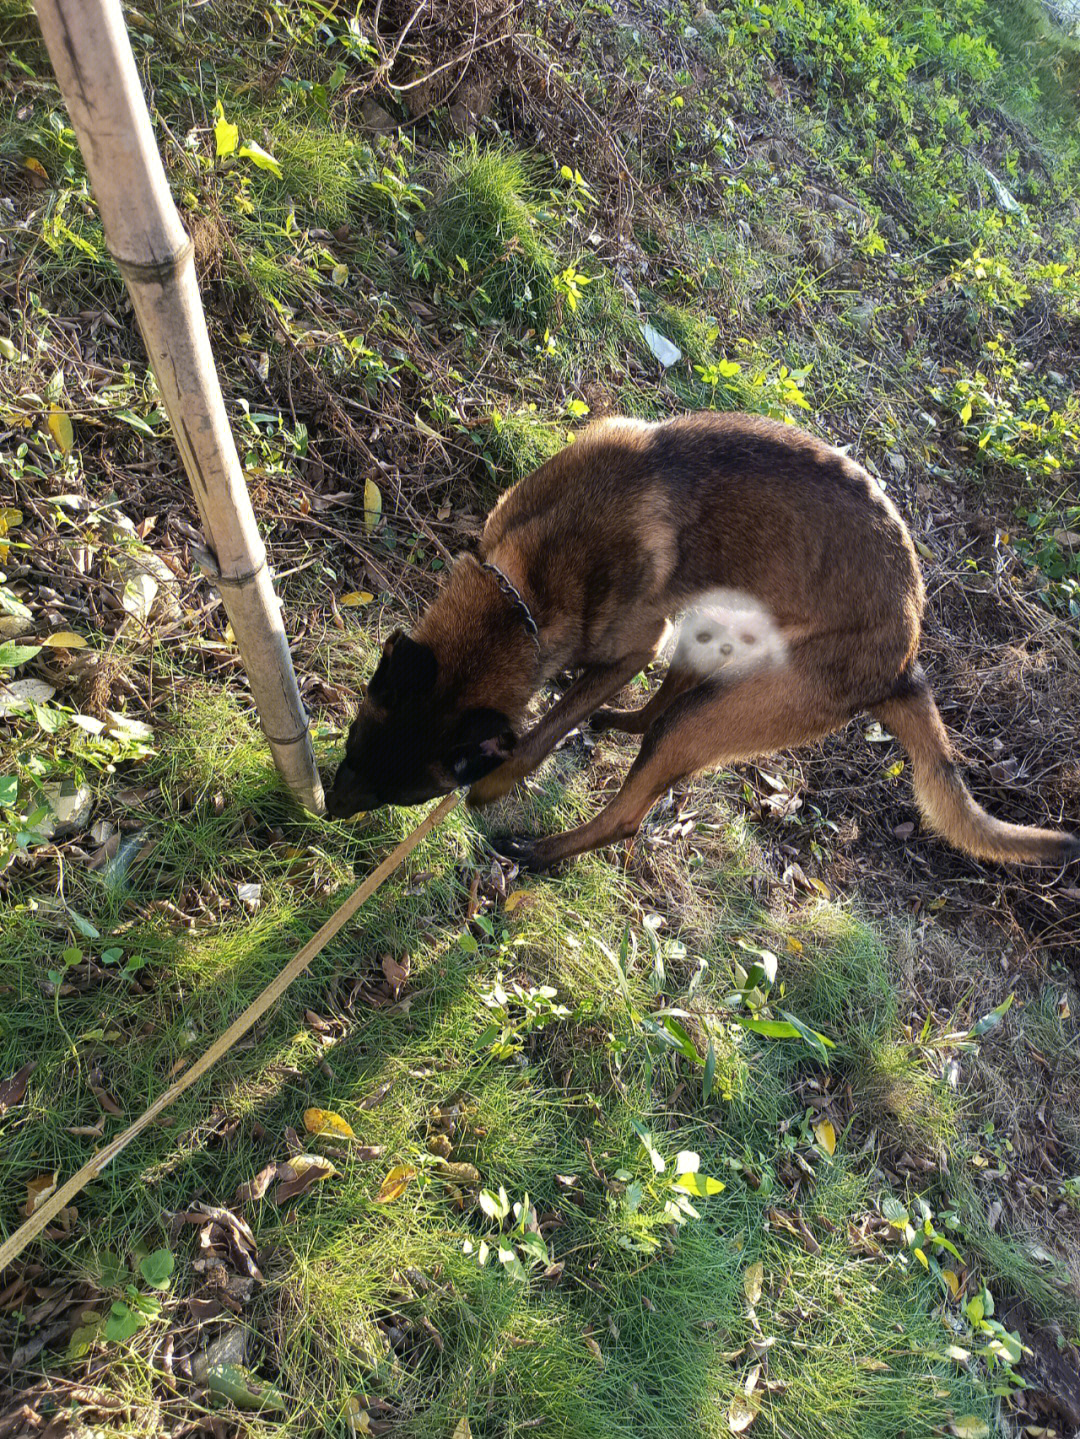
[89,819,116,846]
[359,98,396,133]
[886,451,907,476]
[191,1323,248,1383]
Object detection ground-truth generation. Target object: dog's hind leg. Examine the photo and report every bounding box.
[467,652,660,808]
[495,662,849,869]
[590,663,697,735]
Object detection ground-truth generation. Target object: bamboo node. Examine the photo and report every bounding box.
[113,238,195,284]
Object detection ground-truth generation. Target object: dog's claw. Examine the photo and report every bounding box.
[490,834,554,872]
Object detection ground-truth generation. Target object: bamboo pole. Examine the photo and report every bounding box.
[33,0,324,814]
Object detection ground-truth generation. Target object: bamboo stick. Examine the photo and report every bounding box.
[33,0,324,814]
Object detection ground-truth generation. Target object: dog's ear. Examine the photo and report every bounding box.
[446,708,516,785]
[367,632,437,704]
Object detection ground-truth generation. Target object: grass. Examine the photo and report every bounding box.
[3,0,1080,1432]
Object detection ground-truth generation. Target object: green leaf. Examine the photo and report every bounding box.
[658,1013,703,1064]
[104,1301,141,1343]
[479,1186,510,1221]
[67,908,101,940]
[702,1039,716,1104]
[0,775,17,807]
[497,1242,528,1282]
[0,641,42,669]
[630,1119,665,1173]
[213,100,238,158]
[674,1171,725,1197]
[733,1015,801,1040]
[969,993,1014,1039]
[206,1363,287,1412]
[881,1196,909,1226]
[238,141,283,178]
[139,1248,175,1290]
[777,1009,835,1066]
[114,409,159,438]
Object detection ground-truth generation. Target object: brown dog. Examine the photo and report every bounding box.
[325,412,1078,871]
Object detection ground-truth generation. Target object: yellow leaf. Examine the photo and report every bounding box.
[943,1269,961,1300]
[728,1392,760,1433]
[743,1260,763,1307]
[304,1108,355,1139]
[364,478,382,534]
[914,539,935,561]
[503,891,531,913]
[451,1418,472,1439]
[48,406,74,453]
[40,632,87,650]
[340,592,375,608]
[343,1396,372,1436]
[785,936,803,954]
[949,1420,989,1439]
[332,263,349,286]
[0,508,23,534]
[808,878,831,899]
[25,1171,59,1217]
[213,102,239,158]
[813,1118,837,1155]
[375,1163,417,1203]
[24,156,48,180]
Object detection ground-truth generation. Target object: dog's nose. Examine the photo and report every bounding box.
[324,772,375,819]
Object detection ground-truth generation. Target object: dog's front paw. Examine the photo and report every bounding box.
[489,833,558,873]
[467,773,510,809]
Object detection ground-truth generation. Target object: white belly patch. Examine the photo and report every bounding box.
[670,588,787,680]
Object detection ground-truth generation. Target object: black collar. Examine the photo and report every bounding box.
[481,561,541,655]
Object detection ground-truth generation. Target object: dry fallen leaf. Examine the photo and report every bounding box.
[582,1332,604,1364]
[340,591,375,607]
[743,1260,763,1308]
[374,1164,417,1204]
[381,953,410,994]
[503,891,532,914]
[364,478,382,533]
[273,1154,337,1203]
[728,1393,760,1433]
[451,1418,472,1439]
[235,1162,279,1204]
[304,1108,356,1140]
[949,1421,989,1439]
[360,1079,395,1110]
[0,1061,35,1116]
[24,1171,59,1217]
[813,1118,837,1155]
[40,632,87,649]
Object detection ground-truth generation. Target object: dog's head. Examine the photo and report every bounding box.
[324,630,517,817]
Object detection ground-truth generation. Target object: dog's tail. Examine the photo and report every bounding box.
[873,666,1079,867]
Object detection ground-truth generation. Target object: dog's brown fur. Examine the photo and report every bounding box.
[325,412,1079,871]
